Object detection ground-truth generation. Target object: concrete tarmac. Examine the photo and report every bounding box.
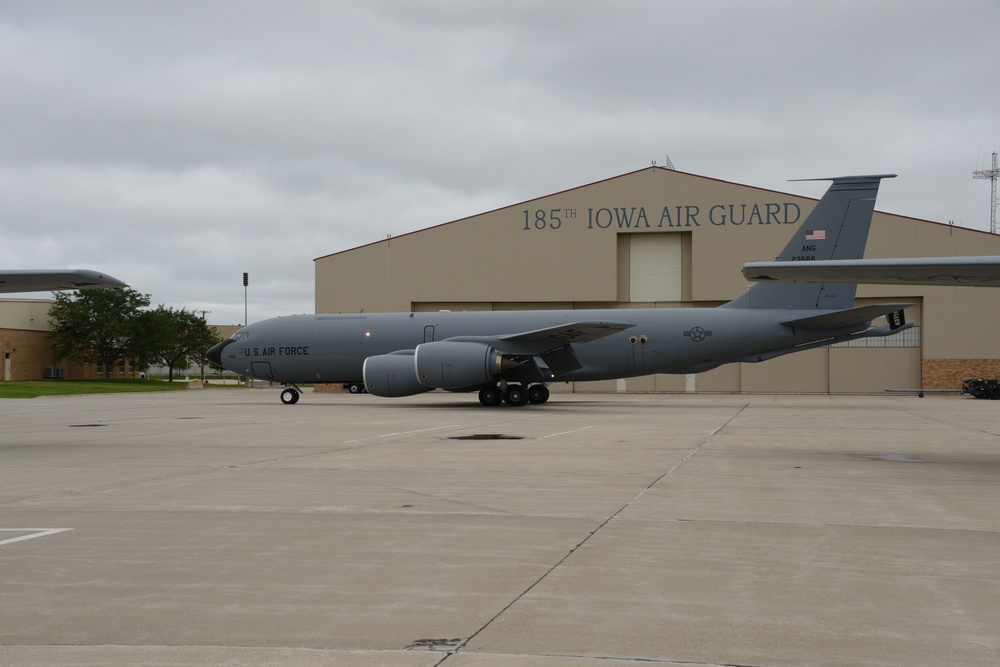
[1,388,997,666]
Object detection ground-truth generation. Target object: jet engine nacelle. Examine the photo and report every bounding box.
[362,350,431,398]
[414,341,505,390]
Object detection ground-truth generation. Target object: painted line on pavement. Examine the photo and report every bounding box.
[0,528,73,546]
[536,425,594,440]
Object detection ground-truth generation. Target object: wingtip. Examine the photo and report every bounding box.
[71,269,129,289]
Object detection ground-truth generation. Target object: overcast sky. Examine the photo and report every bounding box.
[2,1,999,324]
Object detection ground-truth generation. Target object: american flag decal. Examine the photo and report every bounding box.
[805,229,826,241]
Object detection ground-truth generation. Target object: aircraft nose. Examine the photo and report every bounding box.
[206,338,233,366]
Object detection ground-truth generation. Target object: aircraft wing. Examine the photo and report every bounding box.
[0,269,128,294]
[445,320,633,349]
[443,321,634,378]
[498,320,636,345]
[742,256,1000,287]
[442,321,635,368]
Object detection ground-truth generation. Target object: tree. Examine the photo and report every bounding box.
[48,288,151,380]
[144,306,219,382]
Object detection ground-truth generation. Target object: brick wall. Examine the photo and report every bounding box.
[1,329,57,381]
[923,359,1000,390]
[0,329,133,381]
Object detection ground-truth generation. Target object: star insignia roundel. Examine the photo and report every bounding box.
[683,326,712,342]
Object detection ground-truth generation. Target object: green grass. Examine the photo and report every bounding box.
[0,380,194,399]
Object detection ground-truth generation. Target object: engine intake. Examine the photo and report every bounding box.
[363,350,431,397]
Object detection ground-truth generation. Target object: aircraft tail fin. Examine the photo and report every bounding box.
[724,174,895,310]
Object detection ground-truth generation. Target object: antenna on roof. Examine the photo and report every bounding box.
[973,151,999,234]
[663,154,675,170]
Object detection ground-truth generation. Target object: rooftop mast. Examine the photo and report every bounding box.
[973,151,999,234]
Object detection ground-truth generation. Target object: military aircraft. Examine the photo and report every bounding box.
[0,269,128,294]
[208,174,914,406]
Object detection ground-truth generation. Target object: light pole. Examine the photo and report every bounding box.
[243,272,248,325]
[199,309,211,383]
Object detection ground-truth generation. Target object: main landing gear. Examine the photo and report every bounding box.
[478,383,550,407]
[280,385,302,404]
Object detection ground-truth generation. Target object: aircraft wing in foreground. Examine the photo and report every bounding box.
[0,269,128,294]
[742,256,1000,287]
[208,174,916,407]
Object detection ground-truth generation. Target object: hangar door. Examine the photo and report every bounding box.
[628,233,683,302]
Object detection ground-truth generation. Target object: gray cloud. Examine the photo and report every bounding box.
[2,0,999,323]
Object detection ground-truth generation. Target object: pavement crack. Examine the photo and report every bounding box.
[450,403,749,656]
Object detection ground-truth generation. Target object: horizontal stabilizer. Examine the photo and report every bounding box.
[732,320,913,364]
[743,256,1000,287]
[780,303,912,329]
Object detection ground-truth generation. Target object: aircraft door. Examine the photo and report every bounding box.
[251,361,273,379]
[424,326,435,343]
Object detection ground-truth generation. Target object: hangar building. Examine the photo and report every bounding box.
[314,167,1000,394]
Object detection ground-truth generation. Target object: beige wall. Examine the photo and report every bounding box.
[316,168,816,314]
[315,167,1000,394]
[0,299,53,331]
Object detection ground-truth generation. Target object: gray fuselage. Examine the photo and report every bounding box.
[216,307,863,386]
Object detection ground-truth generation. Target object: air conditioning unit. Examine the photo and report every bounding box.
[44,367,65,380]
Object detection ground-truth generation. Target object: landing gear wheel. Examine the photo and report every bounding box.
[527,384,550,404]
[347,383,363,394]
[280,388,300,405]
[479,385,503,407]
[504,384,529,407]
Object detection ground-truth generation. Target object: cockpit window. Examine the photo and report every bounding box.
[232,331,250,342]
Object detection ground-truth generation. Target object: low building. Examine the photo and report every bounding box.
[0,298,237,381]
[0,299,102,381]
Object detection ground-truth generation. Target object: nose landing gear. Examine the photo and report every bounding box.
[280,385,301,404]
